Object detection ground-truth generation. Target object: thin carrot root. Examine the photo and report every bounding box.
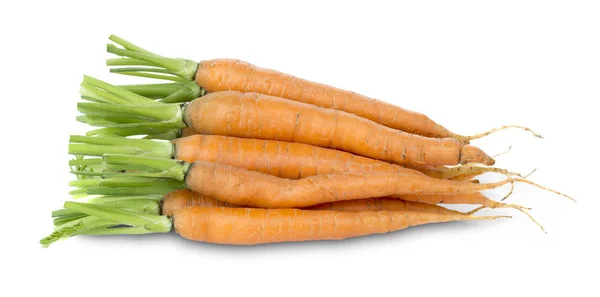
[461,125,543,141]
[423,163,523,180]
[515,207,546,234]
[486,201,531,212]
[523,168,537,179]
[513,178,576,203]
[465,206,486,215]
[490,145,513,159]
[501,180,515,201]
[500,168,534,202]
[484,198,544,232]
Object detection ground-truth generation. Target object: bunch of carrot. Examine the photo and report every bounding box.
[41,35,572,247]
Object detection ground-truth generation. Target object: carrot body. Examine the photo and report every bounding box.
[184,161,512,208]
[175,134,501,179]
[161,189,464,216]
[174,206,501,245]
[174,134,422,179]
[184,91,493,167]
[194,59,461,140]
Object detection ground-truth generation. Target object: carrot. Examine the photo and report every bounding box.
[70,134,465,179]
[41,201,507,246]
[161,188,469,216]
[99,154,564,209]
[69,169,525,215]
[105,35,541,143]
[77,87,495,167]
[57,181,473,225]
[173,207,505,245]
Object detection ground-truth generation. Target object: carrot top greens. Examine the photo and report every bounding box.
[41,201,172,248]
[107,35,198,80]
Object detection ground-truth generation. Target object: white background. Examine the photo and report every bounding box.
[2,1,598,296]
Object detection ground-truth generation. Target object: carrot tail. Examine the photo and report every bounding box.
[460,125,543,141]
[490,145,513,159]
[422,163,523,179]
[465,206,486,215]
[511,177,576,202]
[515,207,546,233]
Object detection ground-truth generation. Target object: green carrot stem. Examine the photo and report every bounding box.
[40,216,117,248]
[161,81,204,103]
[82,75,158,105]
[77,114,151,125]
[109,69,183,82]
[120,83,184,98]
[88,195,164,203]
[52,209,80,218]
[103,154,190,181]
[86,127,182,140]
[107,43,198,80]
[85,185,181,196]
[69,143,140,156]
[107,58,154,66]
[110,67,174,75]
[69,158,103,167]
[119,80,204,103]
[68,188,88,197]
[69,135,174,158]
[53,200,160,223]
[53,214,87,226]
[77,102,185,129]
[69,176,172,188]
[109,34,155,54]
[77,226,155,236]
[144,130,182,140]
[65,201,171,233]
[77,115,123,127]
[80,83,130,105]
[107,35,198,80]
[70,170,173,179]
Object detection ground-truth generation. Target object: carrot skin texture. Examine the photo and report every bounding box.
[194,59,458,140]
[305,198,463,215]
[174,206,495,245]
[184,91,493,167]
[161,189,464,216]
[162,189,229,216]
[184,161,508,208]
[172,135,497,207]
[174,134,424,179]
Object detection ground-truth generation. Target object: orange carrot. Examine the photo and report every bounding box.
[161,189,468,216]
[174,207,506,245]
[107,35,542,143]
[176,133,508,179]
[42,201,506,246]
[183,91,494,167]
[104,155,543,209]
